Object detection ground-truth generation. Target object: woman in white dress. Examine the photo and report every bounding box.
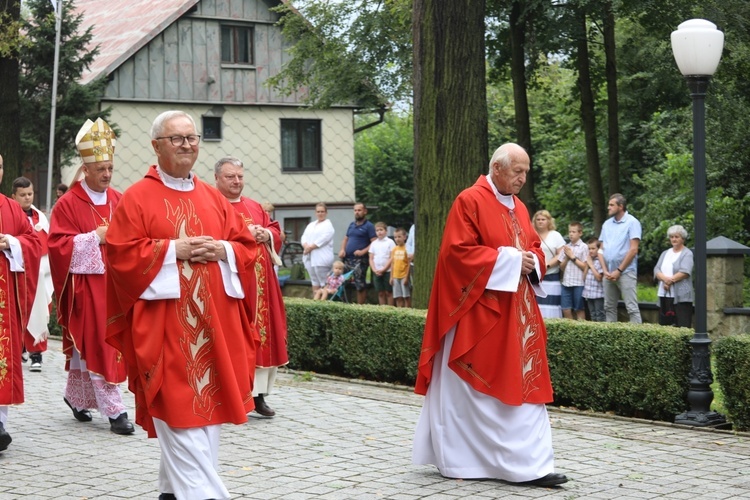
[533,210,565,318]
[301,203,335,293]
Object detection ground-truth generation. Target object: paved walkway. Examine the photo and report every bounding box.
[2,339,750,499]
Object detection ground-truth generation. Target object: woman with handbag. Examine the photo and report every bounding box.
[654,225,694,327]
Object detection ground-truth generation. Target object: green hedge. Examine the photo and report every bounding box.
[285,298,695,422]
[545,319,692,421]
[285,298,426,384]
[714,335,750,431]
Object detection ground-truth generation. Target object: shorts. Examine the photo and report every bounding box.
[392,277,410,298]
[561,285,585,311]
[372,272,392,292]
[344,256,369,291]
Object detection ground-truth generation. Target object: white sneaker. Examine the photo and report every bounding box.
[29,353,42,372]
[21,351,29,363]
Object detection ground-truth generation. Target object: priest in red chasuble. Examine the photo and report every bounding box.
[106,111,259,500]
[47,118,134,436]
[412,143,568,487]
[11,177,53,373]
[0,154,42,453]
[214,156,289,418]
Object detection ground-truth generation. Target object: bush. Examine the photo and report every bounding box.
[546,319,692,421]
[285,298,695,422]
[714,335,750,431]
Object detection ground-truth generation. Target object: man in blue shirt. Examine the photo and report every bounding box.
[599,193,642,323]
[338,202,377,304]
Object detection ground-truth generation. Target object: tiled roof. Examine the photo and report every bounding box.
[75,0,201,85]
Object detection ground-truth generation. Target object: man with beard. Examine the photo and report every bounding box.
[338,202,376,304]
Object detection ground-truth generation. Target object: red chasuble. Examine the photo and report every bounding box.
[415,176,553,405]
[47,182,125,383]
[230,197,288,368]
[106,167,259,438]
[0,196,41,405]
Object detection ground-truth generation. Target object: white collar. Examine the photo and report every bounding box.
[485,174,515,210]
[157,166,195,191]
[81,179,107,205]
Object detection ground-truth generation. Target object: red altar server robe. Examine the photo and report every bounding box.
[47,182,125,383]
[106,167,259,438]
[0,196,41,405]
[24,207,51,352]
[230,197,288,369]
[414,175,553,405]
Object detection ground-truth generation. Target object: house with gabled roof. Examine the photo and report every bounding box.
[68,0,362,249]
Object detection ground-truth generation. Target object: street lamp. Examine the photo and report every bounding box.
[670,19,726,427]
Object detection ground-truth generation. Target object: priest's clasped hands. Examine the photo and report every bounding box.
[175,236,227,263]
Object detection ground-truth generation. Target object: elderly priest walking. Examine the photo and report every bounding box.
[412,143,567,488]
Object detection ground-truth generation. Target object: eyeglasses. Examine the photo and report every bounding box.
[156,135,201,146]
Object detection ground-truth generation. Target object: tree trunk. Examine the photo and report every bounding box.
[509,0,535,210]
[412,0,488,308]
[0,0,21,191]
[574,8,606,233]
[603,0,620,197]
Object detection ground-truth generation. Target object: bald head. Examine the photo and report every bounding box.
[489,143,530,196]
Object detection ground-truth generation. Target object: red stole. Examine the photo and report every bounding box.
[230,197,288,368]
[47,181,125,382]
[24,209,49,352]
[415,176,553,405]
[106,166,259,437]
[0,196,41,405]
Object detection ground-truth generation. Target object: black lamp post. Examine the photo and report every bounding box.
[671,19,727,427]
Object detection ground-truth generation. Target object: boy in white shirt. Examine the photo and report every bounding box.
[368,222,395,305]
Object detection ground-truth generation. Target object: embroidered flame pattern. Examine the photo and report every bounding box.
[164,198,220,420]
[240,212,270,347]
[504,210,544,400]
[0,274,7,387]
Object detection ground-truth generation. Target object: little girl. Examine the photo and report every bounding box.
[314,261,346,300]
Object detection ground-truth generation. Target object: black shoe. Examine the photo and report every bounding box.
[0,422,11,452]
[64,397,93,422]
[513,472,568,487]
[158,494,176,500]
[252,394,276,418]
[29,353,42,372]
[109,412,135,435]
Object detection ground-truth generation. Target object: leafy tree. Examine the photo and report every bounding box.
[269,0,412,109]
[354,113,414,228]
[0,0,23,191]
[412,0,488,308]
[19,0,110,191]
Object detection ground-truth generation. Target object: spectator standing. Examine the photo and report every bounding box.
[105,110,259,499]
[558,222,589,320]
[301,203,335,294]
[47,118,134,435]
[389,227,411,307]
[214,156,289,418]
[599,193,642,323]
[49,183,68,214]
[654,225,694,328]
[338,202,376,304]
[369,221,395,305]
[406,224,415,296]
[412,143,567,487]
[582,238,606,321]
[0,154,42,453]
[11,177,53,372]
[533,210,565,318]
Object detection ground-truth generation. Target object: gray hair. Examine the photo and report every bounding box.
[214,156,243,175]
[667,224,688,240]
[150,111,197,139]
[488,142,525,173]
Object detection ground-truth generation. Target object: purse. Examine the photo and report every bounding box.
[659,295,677,326]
